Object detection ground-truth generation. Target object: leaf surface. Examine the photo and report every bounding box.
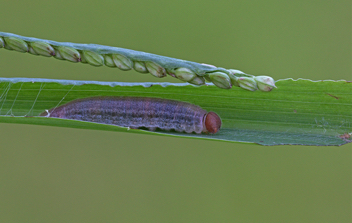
[0,78,351,146]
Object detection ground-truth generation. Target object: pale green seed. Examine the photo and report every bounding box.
[82,50,104,66]
[3,37,28,53]
[145,61,166,78]
[188,76,205,85]
[80,51,87,63]
[133,61,149,73]
[237,77,257,91]
[174,67,196,82]
[57,46,81,62]
[0,37,4,48]
[254,76,276,92]
[207,72,232,89]
[103,55,115,67]
[204,75,212,82]
[227,73,240,87]
[228,69,246,76]
[4,44,12,50]
[112,54,133,70]
[54,49,64,60]
[28,46,39,55]
[228,69,243,86]
[30,41,55,57]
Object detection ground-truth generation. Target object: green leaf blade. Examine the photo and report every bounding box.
[0,78,351,146]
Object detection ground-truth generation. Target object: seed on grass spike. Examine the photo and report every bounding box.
[103,55,116,67]
[54,49,64,60]
[237,77,257,91]
[188,76,205,85]
[207,72,232,89]
[28,46,39,55]
[145,61,166,78]
[0,37,4,48]
[82,51,104,66]
[3,37,28,53]
[255,76,276,92]
[204,75,212,82]
[228,75,240,87]
[80,51,87,63]
[57,46,81,62]
[174,67,196,82]
[133,61,149,73]
[112,54,133,70]
[227,70,241,87]
[30,42,55,57]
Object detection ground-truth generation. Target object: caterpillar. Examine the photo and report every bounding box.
[40,96,222,134]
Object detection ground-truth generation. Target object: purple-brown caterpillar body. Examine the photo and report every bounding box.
[40,96,221,134]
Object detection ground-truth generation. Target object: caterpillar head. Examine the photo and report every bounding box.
[204,112,222,134]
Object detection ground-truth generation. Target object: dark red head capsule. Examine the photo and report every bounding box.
[204,111,222,134]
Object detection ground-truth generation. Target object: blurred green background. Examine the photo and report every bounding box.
[0,0,350,222]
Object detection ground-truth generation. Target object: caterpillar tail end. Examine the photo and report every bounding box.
[39,109,51,117]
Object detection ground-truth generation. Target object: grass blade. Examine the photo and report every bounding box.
[0,77,350,146]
